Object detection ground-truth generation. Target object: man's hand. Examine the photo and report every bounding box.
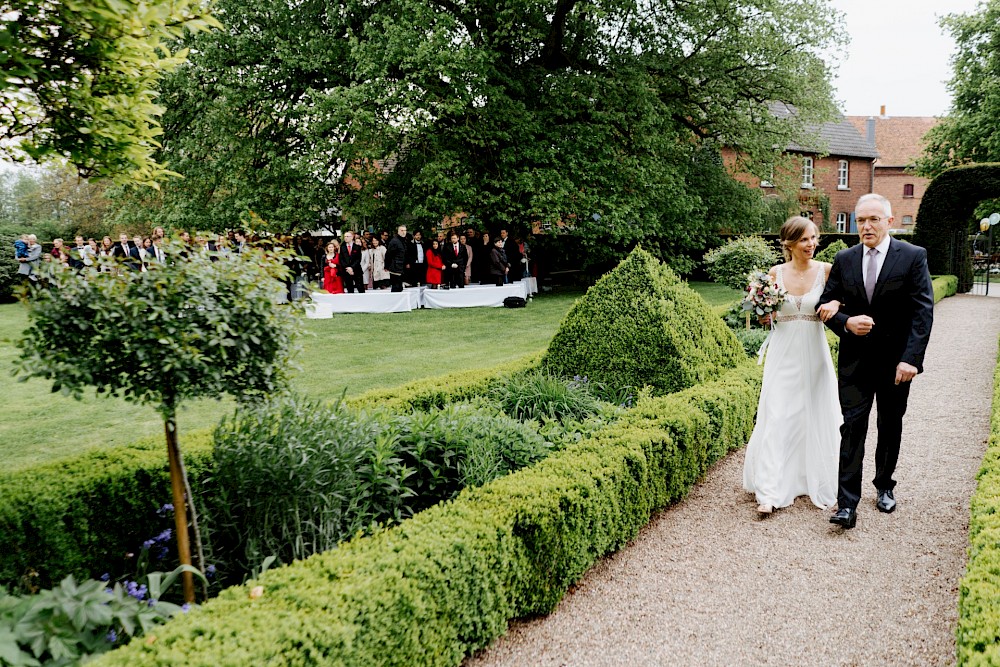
[895,362,918,385]
[451,263,458,269]
[845,315,874,336]
[346,267,354,275]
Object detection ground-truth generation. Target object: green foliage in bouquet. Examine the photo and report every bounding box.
[541,247,744,395]
[703,235,780,291]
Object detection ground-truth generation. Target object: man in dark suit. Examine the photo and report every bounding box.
[338,231,365,293]
[817,193,934,529]
[405,230,426,286]
[498,228,521,281]
[441,231,468,289]
[113,233,141,270]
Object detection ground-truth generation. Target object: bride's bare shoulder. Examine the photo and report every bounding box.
[818,261,832,278]
[769,263,786,278]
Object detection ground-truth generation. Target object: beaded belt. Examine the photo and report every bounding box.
[774,313,820,323]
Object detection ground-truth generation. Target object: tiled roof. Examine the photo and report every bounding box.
[770,102,879,159]
[846,115,940,167]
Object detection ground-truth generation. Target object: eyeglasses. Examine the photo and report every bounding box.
[856,216,884,227]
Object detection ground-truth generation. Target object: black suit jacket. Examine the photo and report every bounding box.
[441,242,468,272]
[338,243,363,277]
[818,238,934,374]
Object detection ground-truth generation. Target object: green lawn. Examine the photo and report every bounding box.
[0,281,739,470]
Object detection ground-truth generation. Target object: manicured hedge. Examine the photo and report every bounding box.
[956,335,1000,664]
[0,432,215,590]
[92,362,763,667]
[933,275,958,303]
[543,247,745,394]
[0,354,545,590]
[348,352,542,412]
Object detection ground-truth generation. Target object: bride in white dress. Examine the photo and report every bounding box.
[743,216,842,515]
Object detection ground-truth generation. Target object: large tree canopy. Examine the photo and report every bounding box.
[0,0,219,185]
[917,0,1000,178]
[110,0,843,266]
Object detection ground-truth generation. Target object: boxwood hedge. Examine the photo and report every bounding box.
[91,362,763,667]
[957,335,1000,664]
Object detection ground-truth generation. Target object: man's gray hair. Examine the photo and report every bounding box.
[856,193,892,218]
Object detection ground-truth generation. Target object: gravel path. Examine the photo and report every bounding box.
[466,295,1000,667]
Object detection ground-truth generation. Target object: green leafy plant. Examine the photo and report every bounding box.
[0,566,204,666]
[490,371,608,423]
[703,235,780,291]
[815,239,848,264]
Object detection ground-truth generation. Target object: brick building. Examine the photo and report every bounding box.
[846,112,940,232]
[724,104,878,231]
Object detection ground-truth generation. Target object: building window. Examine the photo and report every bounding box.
[836,212,847,233]
[801,157,814,188]
[837,160,849,190]
[903,183,914,198]
[902,215,913,226]
[760,165,774,188]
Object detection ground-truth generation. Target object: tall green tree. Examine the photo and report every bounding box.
[16,247,303,601]
[111,0,842,261]
[0,0,219,185]
[916,0,1000,178]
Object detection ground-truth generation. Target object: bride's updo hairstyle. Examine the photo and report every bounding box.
[779,216,817,262]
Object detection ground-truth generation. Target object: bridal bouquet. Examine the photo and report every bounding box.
[741,270,786,326]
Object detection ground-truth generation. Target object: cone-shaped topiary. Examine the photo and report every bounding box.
[541,247,745,395]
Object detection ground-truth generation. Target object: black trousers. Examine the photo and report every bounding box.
[444,266,463,289]
[836,361,912,510]
[389,272,404,293]
[342,272,365,293]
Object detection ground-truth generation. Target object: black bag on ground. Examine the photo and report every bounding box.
[503,296,526,308]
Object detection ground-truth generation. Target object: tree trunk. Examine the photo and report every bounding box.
[164,409,195,604]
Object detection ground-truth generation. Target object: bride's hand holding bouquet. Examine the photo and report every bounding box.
[742,270,786,329]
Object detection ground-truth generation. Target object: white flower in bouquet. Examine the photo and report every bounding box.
[741,270,787,320]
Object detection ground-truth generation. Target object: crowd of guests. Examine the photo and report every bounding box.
[14,225,532,296]
[14,228,252,283]
[316,225,530,294]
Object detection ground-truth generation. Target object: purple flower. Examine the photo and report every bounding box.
[181,603,191,613]
[106,629,118,644]
[124,581,148,601]
[206,564,216,579]
[100,573,110,582]
[156,503,174,517]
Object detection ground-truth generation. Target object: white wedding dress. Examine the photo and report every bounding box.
[742,266,841,510]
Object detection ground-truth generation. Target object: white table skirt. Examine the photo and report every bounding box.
[306,290,418,318]
[422,282,529,309]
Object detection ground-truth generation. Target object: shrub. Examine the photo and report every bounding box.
[933,275,958,302]
[541,247,745,395]
[0,433,215,592]
[732,328,770,358]
[703,235,780,291]
[348,353,542,412]
[490,370,609,422]
[0,232,19,303]
[815,239,848,264]
[957,334,1000,664]
[91,363,763,667]
[205,396,553,577]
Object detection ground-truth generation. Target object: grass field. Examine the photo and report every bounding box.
[0,281,742,469]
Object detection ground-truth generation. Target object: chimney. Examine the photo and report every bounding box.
[866,117,876,146]
[880,104,887,118]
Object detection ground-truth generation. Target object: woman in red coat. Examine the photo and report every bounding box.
[323,240,344,294]
[425,239,444,288]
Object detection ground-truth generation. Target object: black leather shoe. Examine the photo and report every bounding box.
[829,507,857,529]
[876,489,896,513]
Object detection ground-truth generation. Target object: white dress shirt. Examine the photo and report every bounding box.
[861,236,891,286]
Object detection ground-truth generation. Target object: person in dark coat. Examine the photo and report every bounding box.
[338,231,366,293]
[440,231,468,289]
[498,228,521,281]
[405,230,426,286]
[489,237,509,286]
[384,225,409,293]
[477,231,493,284]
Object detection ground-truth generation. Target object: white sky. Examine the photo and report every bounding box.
[828,0,984,117]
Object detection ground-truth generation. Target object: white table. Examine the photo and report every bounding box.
[422,282,530,309]
[306,290,418,318]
